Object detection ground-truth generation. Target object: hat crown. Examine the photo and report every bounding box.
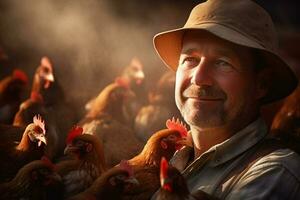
[185,0,278,52]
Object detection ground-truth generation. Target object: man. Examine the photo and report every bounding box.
[152,0,300,199]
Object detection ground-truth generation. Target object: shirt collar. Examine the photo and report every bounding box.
[209,117,268,166]
[170,117,268,170]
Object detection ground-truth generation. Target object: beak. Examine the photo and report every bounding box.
[45,73,55,82]
[37,135,47,146]
[64,144,79,155]
[176,136,193,148]
[125,177,139,185]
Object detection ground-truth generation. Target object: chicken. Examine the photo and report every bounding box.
[13,91,46,126]
[155,157,216,200]
[119,57,147,125]
[79,78,143,167]
[0,69,29,124]
[271,84,300,153]
[68,160,139,200]
[0,115,47,182]
[12,91,59,159]
[82,77,136,125]
[135,71,184,142]
[0,156,63,200]
[56,126,107,198]
[0,124,25,144]
[120,118,188,200]
[85,58,146,127]
[31,56,77,157]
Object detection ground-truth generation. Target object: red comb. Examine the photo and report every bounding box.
[166,117,188,138]
[115,77,130,90]
[13,69,28,84]
[120,160,133,177]
[66,126,83,144]
[30,91,44,103]
[33,114,46,134]
[41,156,56,171]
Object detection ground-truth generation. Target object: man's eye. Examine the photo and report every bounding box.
[215,59,234,72]
[181,57,199,66]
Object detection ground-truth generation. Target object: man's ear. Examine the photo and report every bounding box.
[256,68,272,100]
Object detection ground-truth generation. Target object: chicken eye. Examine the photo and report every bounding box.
[167,135,177,141]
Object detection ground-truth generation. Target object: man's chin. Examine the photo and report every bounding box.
[183,113,224,128]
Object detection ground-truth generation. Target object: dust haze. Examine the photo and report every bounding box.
[0,0,196,106]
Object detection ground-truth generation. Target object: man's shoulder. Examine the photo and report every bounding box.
[251,148,300,181]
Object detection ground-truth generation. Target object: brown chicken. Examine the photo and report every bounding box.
[0,115,47,182]
[271,84,300,153]
[155,157,216,200]
[85,58,146,127]
[12,91,59,159]
[135,71,184,142]
[0,156,63,200]
[56,126,107,198]
[13,91,46,126]
[120,118,188,200]
[31,56,77,157]
[119,57,147,125]
[79,78,143,167]
[68,160,139,200]
[0,69,29,124]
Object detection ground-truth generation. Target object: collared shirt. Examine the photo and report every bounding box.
[159,118,300,199]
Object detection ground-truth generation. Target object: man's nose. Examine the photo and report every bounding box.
[190,57,213,86]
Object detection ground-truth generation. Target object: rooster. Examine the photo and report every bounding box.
[0,69,29,124]
[56,126,107,198]
[79,77,143,167]
[0,156,63,200]
[120,118,188,200]
[68,160,139,200]
[135,71,184,142]
[0,115,47,182]
[155,157,216,200]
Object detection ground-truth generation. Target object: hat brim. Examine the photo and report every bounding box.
[153,23,298,104]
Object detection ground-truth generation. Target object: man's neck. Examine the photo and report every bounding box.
[190,126,233,159]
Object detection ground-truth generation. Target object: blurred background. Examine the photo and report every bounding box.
[0,0,299,108]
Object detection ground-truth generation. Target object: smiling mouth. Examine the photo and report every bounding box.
[186,96,223,101]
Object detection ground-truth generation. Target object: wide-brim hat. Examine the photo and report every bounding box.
[153,0,298,104]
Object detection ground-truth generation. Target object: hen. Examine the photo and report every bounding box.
[12,91,59,159]
[68,160,139,200]
[135,71,184,142]
[0,115,47,182]
[79,78,143,167]
[121,118,188,200]
[155,157,216,200]
[85,58,146,127]
[0,69,29,124]
[0,156,63,200]
[56,126,107,198]
[31,56,77,157]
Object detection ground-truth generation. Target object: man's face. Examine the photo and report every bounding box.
[175,31,264,131]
